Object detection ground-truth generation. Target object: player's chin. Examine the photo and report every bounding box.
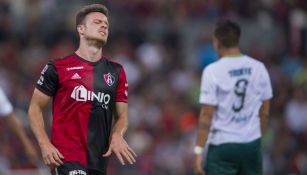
[98,38,107,46]
[90,36,108,46]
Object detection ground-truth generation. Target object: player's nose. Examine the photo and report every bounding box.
[100,24,107,30]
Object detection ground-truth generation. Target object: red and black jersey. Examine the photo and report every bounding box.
[36,53,128,174]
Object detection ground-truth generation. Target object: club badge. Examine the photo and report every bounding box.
[104,73,115,86]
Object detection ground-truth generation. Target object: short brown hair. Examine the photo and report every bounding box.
[214,20,241,48]
[76,4,109,26]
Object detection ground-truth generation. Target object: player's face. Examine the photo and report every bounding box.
[79,12,109,45]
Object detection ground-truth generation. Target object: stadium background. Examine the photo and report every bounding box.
[0,0,306,174]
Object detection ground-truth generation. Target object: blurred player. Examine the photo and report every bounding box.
[194,20,273,175]
[0,86,38,165]
[28,4,136,175]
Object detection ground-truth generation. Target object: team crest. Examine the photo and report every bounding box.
[104,73,115,86]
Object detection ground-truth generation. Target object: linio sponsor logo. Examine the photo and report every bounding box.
[70,85,111,109]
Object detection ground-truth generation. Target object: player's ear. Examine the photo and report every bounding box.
[212,36,219,50]
[77,24,85,35]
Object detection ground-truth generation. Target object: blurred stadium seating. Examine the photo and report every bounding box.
[0,0,306,175]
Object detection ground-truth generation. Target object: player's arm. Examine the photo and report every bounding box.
[194,67,217,175]
[259,99,270,134]
[112,102,128,136]
[4,112,39,164]
[103,66,136,165]
[258,64,272,134]
[195,104,215,148]
[28,88,64,167]
[194,104,215,175]
[28,89,52,149]
[0,87,39,164]
[103,102,136,165]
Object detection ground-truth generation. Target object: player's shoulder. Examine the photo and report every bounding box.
[39,55,79,75]
[244,55,267,69]
[103,55,124,69]
[42,54,73,65]
[203,59,224,73]
[244,55,262,64]
[52,54,76,64]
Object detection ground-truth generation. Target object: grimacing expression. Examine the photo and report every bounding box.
[78,12,109,45]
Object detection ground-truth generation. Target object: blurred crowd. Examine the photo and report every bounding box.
[0,0,307,175]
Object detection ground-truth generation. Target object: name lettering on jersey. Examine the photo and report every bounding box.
[69,170,87,175]
[229,67,251,77]
[67,66,84,71]
[71,85,111,109]
[104,73,115,86]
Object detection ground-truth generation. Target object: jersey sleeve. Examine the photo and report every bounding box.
[115,66,128,103]
[199,67,218,105]
[0,87,13,116]
[36,60,59,96]
[259,64,273,100]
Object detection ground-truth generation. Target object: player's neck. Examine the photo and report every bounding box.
[75,41,103,62]
[220,47,242,58]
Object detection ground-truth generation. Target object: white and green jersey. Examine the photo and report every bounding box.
[0,87,13,117]
[199,55,272,145]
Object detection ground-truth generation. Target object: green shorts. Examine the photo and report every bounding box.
[204,138,262,175]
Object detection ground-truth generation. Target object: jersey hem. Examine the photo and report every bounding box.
[35,86,54,96]
[209,136,261,145]
[115,100,128,103]
[261,96,273,101]
[199,101,217,106]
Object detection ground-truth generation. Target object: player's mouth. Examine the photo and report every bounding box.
[98,30,106,36]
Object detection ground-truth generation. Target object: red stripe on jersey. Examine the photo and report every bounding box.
[51,56,93,167]
[115,67,128,102]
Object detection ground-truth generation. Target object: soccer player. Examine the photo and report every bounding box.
[194,20,273,175]
[0,86,38,165]
[28,4,136,175]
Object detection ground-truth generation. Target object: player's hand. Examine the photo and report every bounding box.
[194,154,205,175]
[40,141,64,167]
[103,132,136,165]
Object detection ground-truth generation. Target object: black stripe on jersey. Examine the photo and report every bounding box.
[86,59,121,173]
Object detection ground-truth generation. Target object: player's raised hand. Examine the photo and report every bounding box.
[103,132,136,165]
[194,154,205,175]
[40,141,64,167]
